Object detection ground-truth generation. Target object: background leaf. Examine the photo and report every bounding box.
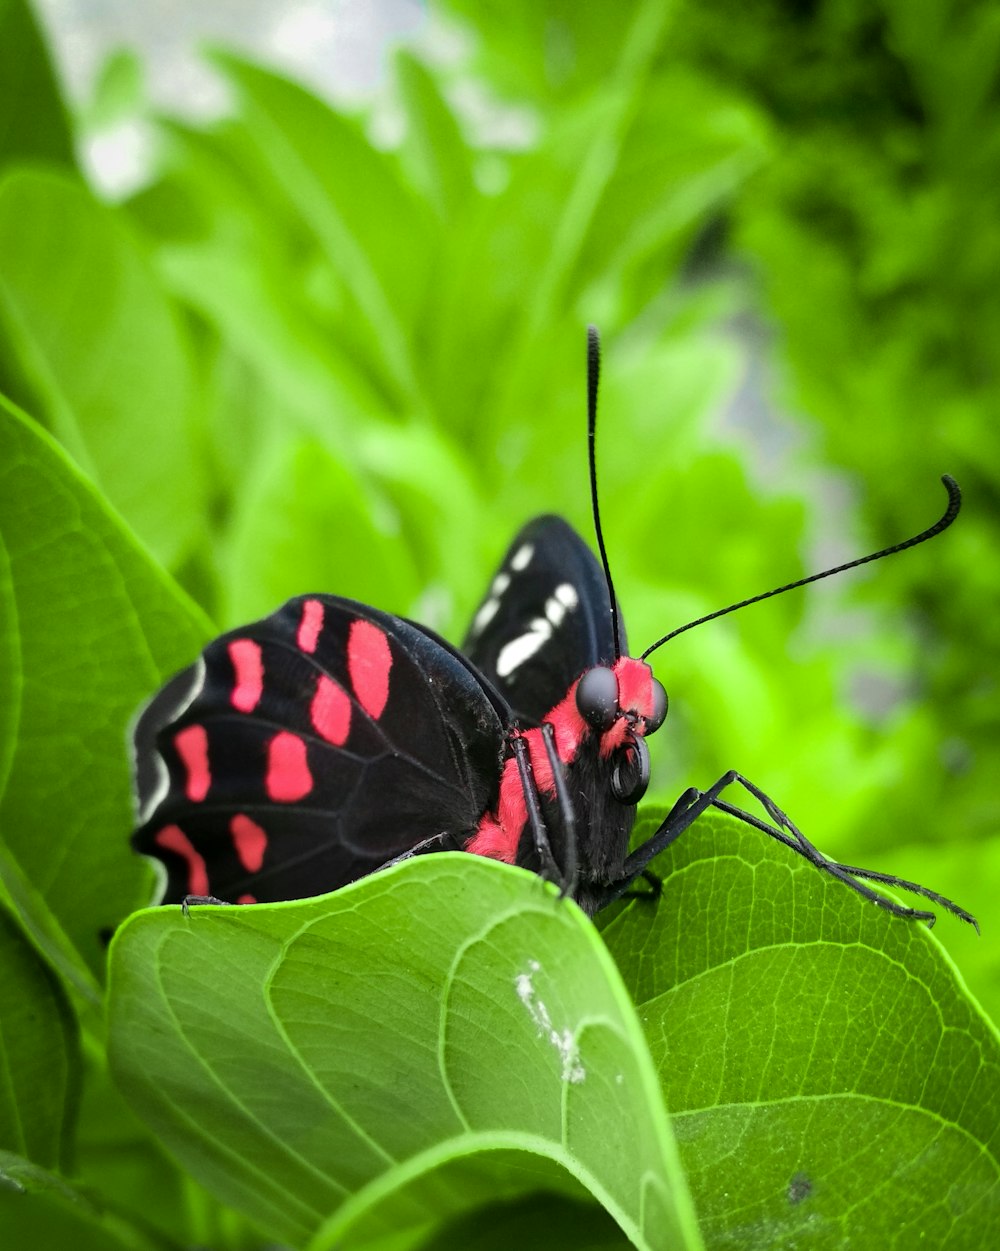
[0,395,211,977]
[0,904,79,1170]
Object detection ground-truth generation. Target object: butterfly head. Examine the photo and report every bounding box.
[575,657,667,804]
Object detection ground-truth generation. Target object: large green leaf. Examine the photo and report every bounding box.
[108,856,702,1251]
[0,0,75,172]
[0,904,78,1169]
[0,167,202,566]
[602,809,1000,1249]
[0,395,211,978]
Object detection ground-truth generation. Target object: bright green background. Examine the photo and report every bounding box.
[0,0,998,1246]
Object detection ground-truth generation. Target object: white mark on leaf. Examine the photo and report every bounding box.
[514,959,586,1084]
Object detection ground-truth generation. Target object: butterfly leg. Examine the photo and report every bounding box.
[512,733,565,890]
[600,770,977,928]
[540,722,578,898]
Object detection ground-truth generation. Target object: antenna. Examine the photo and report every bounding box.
[587,325,622,660]
[640,476,962,660]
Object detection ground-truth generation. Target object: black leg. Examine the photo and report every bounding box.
[597,770,978,929]
[512,734,564,888]
[540,722,578,898]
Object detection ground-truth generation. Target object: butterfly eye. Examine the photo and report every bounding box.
[645,680,668,734]
[576,666,619,732]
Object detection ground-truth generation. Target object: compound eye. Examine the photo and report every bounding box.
[576,666,619,732]
[645,680,668,734]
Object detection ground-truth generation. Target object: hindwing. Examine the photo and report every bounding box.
[132,595,509,903]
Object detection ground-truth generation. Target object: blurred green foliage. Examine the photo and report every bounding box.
[1,0,998,1245]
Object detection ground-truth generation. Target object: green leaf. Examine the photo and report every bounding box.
[602,809,1000,1249]
[0,167,202,566]
[108,856,702,1251]
[221,435,421,626]
[0,1149,177,1251]
[211,53,433,409]
[0,394,212,978]
[395,51,475,220]
[0,0,75,172]
[0,904,79,1169]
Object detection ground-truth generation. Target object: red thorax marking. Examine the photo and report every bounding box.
[230,813,267,873]
[311,674,351,745]
[174,724,210,802]
[467,658,658,864]
[298,599,324,654]
[348,620,392,719]
[266,731,312,802]
[228,639,263,713]
[155,825,209,896]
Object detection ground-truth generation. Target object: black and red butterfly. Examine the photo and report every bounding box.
[132,328,977,929]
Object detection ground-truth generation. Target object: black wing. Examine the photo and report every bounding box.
[462,515,625,723]
[132,595,510,904]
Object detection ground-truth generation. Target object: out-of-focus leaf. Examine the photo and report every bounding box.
[0,904,79,1169]
[395,51,475,219]
[0,167,202,566]
[0,394,211,977]
[0,0,75,171]
[221,435,421,625]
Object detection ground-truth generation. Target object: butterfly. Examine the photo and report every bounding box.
[131,328,977,930]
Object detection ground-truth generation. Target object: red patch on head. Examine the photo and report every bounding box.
[348,620,392,719]
[228,639,263,713]
[230,813,267,873]
[237,893,257,905]
[542,682,588,765]
[155,824,209,897]
[614,657,654,719]
[311,674,351,745]
[266,731,312,802]
[297,599,324,654]
[174,724,210,802]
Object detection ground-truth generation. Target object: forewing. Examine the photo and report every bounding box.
[463,515,625,721]
[132,595,508,903]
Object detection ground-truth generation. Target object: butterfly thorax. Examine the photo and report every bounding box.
[466,657,662,910]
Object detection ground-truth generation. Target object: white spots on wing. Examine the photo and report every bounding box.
[554,583,578,609]
[545,582,579,628]
[492,572,511,596]
[471,597,501,636]
[510,543,534,571]
[496,618,552,678]
[515,959,586,1084]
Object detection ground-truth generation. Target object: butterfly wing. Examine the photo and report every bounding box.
[132,595,509,904]
[463,515,624,722]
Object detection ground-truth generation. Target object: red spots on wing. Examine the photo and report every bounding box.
[228,639,263,713]
[311,674,351,745]
[230,813,267,872]
[155,825,209,897]
[348,619,392,719]
[237,894,257,905]
[174,725,210,801]
[266,731,312,802]
[615,657,655,719]
[297,598,324,654]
